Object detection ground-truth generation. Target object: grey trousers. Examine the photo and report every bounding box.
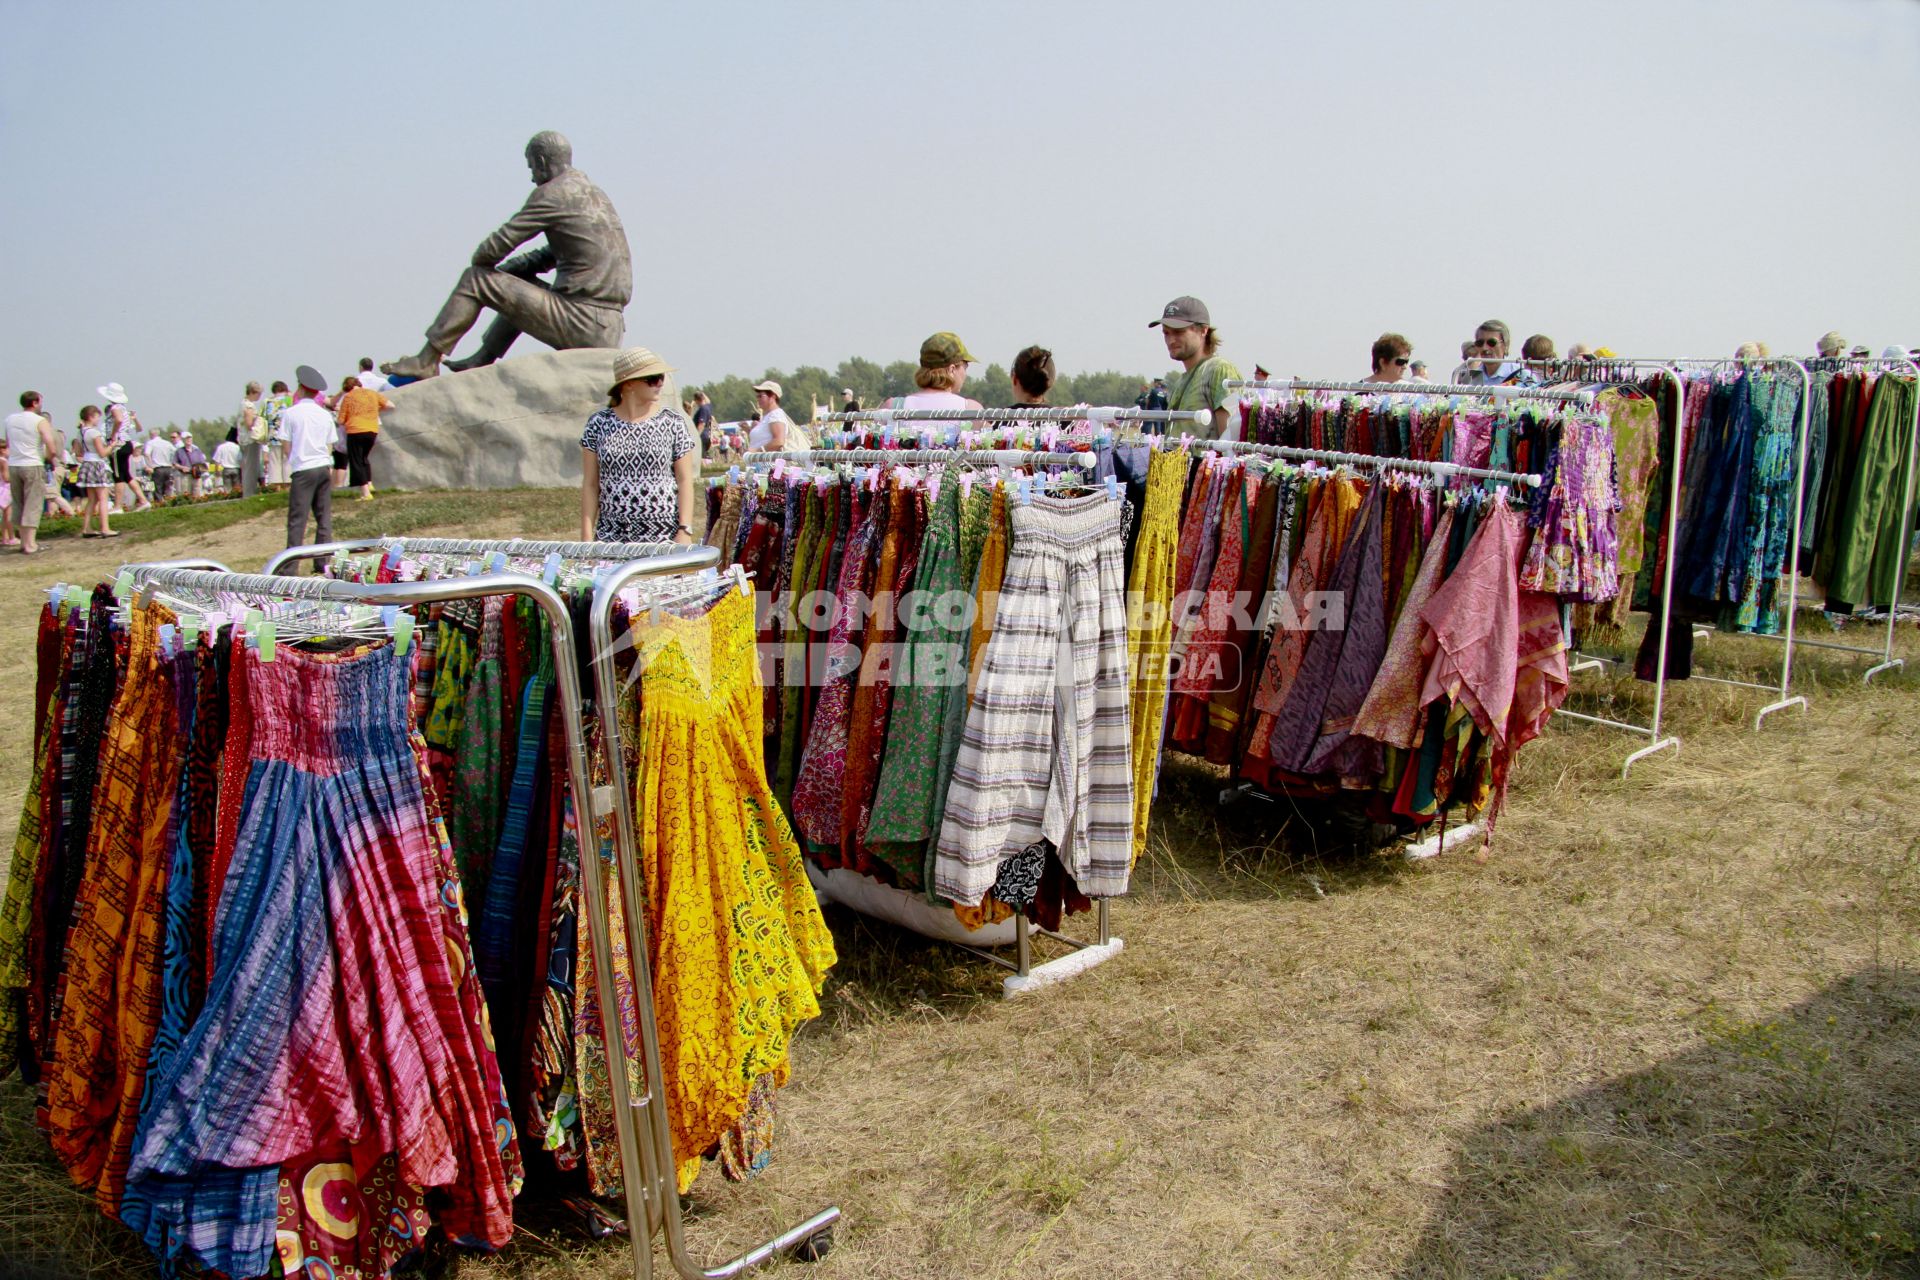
[242,440,264,496]
[424,266,624,362]
[287,466,332,551]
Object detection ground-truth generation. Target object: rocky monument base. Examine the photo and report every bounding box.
[372,347,634,491]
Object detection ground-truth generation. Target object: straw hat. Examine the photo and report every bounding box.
[608,347,675,395]
[97,382,128,404]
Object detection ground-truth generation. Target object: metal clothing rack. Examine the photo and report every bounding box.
[1744,353,1920,686]
[265,536,704,577]
[738,447,1095,470]
[810,405,1212,426]
[1549,358,1825,742]
[1227,377,1598,407]
[707,454,1127,994]
[120,561,835,1280]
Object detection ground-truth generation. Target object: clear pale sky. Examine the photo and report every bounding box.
[3,0,1917,428]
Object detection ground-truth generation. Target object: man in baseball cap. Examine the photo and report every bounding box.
[1150,296,1241,439]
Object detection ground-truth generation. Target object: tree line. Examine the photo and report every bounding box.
[685,358,1162,423]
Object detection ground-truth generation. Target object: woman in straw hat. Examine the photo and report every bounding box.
[580,347,698,545]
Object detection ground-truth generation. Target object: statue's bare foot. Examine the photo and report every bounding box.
[381,353,441,380]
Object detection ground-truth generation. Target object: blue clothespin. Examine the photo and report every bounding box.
[542,552,562,584]
[489,551,508,573]
[1105,475,1119,502]
[1017,476,1033,506]
[157,623,177,657]
[384,540,404,570]
[380,604,399,629]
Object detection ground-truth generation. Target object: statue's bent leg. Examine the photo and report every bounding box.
[488,288,624,353]
[445,315,523,372]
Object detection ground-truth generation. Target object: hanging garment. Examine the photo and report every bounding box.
[865,480,968,879]
[120,637,519,1278]
[791,488,879,851]
[1822,374,1917,609]
[1733,371,1803,633]
[935,492,1133,906]
[44,603,184,1216]
[1267,482,1390,775]
[622,587,836,1192]
[1123,449,1184,867]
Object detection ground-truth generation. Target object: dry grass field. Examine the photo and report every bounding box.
[1,493,1915,1279]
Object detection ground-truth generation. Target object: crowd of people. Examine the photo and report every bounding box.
[13,314,1916,560]
[578,300,1919,563]
[0,355,396,554]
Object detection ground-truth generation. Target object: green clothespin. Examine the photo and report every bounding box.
[256,619,277,663]
[394,614,415,656]
[113,569,134,600]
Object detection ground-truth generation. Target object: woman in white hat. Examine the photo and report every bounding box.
[580,348,698,545]
[97,384,152,513]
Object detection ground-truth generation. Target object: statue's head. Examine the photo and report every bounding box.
[525,131,573,184]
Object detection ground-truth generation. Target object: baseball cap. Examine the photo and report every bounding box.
[751,380,783,398]
[1149,296,1210,330]
[919,332,976,368]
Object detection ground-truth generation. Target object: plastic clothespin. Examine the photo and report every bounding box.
[256,620,277,663]
[1105,474,1120,502]
[113,568,135,600]
[157,623,177,657]
[380,604,399,630]
[1017,476,1033,507]
[46,584,62,610]
[489,551,508,574]
[384,540,404,570]
[393,613,415,656]
[542,552,562,584]
[1179,432,1194,452]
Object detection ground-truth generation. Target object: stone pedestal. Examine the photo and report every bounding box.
[373,347,663,490]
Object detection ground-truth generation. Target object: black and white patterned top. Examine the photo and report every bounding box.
[580,406,697,542]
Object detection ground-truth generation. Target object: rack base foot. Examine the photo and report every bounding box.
[1405,821,1483,861]
[1002,938,1125,998]
[1621,735,1680,777]
[1567,655,1607,676]
[1753,695,1807,730]
[1864,657,1904,683]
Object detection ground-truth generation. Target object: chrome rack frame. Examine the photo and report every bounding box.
[810,405,1212,426]
[738,447,1094,470]
[1228,377,1598,407]
[265,535,703,577]
[1176,436,1543,489]
[1235,367,1680,775]
[713,455,1126,994]
[129,561,832,1280]
[1548,358,1824,739]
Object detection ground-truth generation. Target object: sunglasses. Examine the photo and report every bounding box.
[1391,356,1410,366]
[1473,337,1502,348]
[641,374,666,386]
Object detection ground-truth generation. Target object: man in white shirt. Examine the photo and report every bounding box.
[144,431,178,500]
[747,380,792,450]
[5,391,64,553]
[281,365,338,550]
[355,356,390,392]
[213,437,243,493]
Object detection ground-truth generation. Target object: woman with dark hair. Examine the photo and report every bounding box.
[1010,345,1055,406]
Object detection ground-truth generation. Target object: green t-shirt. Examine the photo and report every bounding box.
[1166,355,1243,420]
